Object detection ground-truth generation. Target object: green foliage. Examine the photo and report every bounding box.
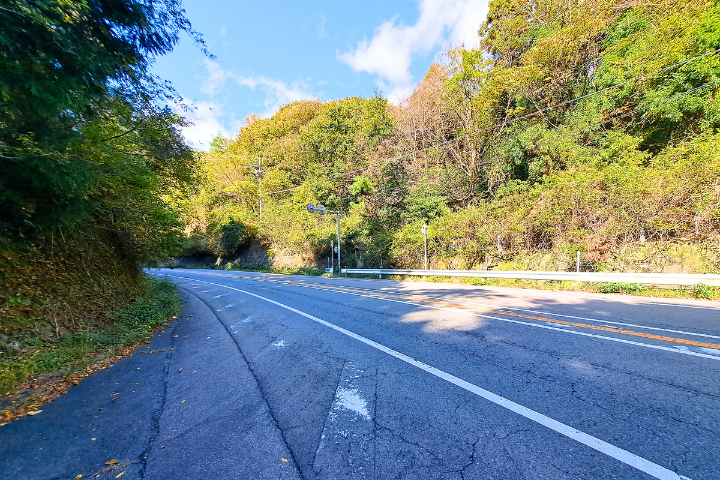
[1,0,201,264]
[209,134,229,154]
[404,185,449,223]
[0,277,181,396]
[350,176,374,197]
[174,0,720,284]
[694,283,719,300]
[206,219,251,256]
[597,283,648,295]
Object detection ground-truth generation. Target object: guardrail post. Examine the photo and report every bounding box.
[576,251,581,273]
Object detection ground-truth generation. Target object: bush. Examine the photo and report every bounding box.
[597,282,647,294]
[694,283,719,300]
[206,219,251,256]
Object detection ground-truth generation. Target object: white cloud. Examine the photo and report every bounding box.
[200,60,315,119]
[339,0,489,103]
[315,14,329,39]
[180,101,239,151]
[181,60,317,150]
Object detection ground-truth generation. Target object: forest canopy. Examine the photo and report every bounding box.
[180,0,720,274]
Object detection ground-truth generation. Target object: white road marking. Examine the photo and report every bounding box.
[454,300,720,340]
[169,275,691,480]
[212,293,227,299]
[275,281,720,341]
[217,276,720,362]
[272,340,286,348]
[171,269,720,312]
[183,271,719,340]
[699,347,720,356]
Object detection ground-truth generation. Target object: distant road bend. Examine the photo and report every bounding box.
[145,268,720,480]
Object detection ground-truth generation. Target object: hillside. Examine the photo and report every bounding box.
[175,0,720,278]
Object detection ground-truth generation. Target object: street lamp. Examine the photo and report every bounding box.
[307,203,341,275]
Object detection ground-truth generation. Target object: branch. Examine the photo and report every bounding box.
[99,126,139,143]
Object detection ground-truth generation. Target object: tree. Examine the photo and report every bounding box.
[0,0,206,242]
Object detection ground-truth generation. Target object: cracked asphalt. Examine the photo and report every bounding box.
[1,268,719,480]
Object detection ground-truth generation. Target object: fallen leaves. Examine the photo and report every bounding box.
[116,472,125,478]
[104,460,119,466]
[0,341,149,426]
[27,410,42,416]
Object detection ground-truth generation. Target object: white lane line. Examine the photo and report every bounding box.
[168,269,720,312]
[197,275,720,362]
[166,274,690,480]
[445,299,720,340]
[187,272,720,341]
[292,284,720,340]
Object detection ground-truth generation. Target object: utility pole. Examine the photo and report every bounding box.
[254,158,264,217]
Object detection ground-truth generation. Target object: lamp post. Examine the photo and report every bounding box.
[307,203,341,275]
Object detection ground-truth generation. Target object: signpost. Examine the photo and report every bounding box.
[307,203,341,275]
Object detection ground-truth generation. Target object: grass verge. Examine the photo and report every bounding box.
[204,262,326,276]
[0,276,182,424]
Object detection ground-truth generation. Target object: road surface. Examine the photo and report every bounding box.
[1,268,719,480]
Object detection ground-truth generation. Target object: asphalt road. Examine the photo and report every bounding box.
[2,268,719,480]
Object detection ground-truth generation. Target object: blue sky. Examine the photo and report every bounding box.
[151,0,489,149]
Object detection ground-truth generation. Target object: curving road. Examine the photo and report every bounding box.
[2,268,719,480]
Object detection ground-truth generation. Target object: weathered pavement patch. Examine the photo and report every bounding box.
[313,361,376,479]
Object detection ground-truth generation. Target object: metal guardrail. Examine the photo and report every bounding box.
[339,269,720,286]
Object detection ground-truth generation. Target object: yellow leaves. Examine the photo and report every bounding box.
[116,472,125,478]
[104,460,120,466]
[27,410,42,416]
[281,458,289,463]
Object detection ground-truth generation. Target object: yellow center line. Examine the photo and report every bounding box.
[196,272,720,351]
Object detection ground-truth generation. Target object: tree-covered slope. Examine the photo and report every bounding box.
[177,0,720,276]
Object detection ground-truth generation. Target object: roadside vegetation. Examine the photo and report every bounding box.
[0,277,181,422]
[174,0,720,293]
[0,0,203,413]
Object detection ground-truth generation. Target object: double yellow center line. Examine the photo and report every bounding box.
[200,272,720,352]
[281,278,720,351]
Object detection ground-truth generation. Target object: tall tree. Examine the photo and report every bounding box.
[0,0,205,242]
